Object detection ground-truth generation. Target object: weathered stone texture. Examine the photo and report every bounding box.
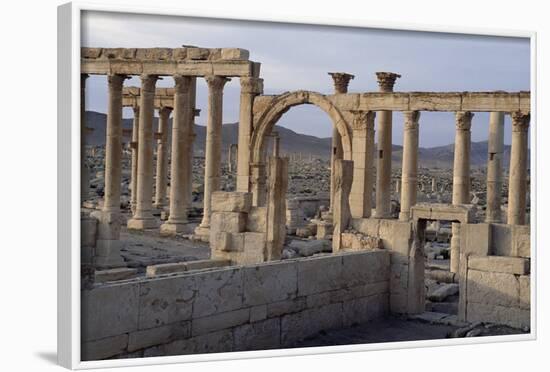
[211,191,252,213]
[243,261,298,306]
[468,256,530,275]
[467,269,519,308]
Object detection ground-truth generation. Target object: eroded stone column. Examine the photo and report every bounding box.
[195,76,230,239]
[350,110,376,218]
[508,112,530,225]
[332,159,354,252]
[154,106,171,210]
[399,111,420,221]
[185,80,198,213]
[161,76,194,235]
[128,74,159,230]
[450,111,473,273]
[374,72,401,218]
[93,74,127,268]
[81,74,89,204]
[486,112,505,223]
[266,156,289,260]
[130,105,139,214]
[236,77,263,192]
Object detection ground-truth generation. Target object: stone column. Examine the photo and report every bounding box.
[130,105,140,214]
[508,112,530,225]
[93,74,127,268]
[450,111,473,273]
[228,144,237,173]
[374,72,401,218]
[431,178,436,193]
[332,159,354,252]
[399,111,420,221]
[486,112,505,223]
[266,156,289,261]
[154,106,171,210]
[81,74,89,203]
[195,76,230,239]
[350,111,376,218]
[272,132,280,157]
[237,77,263,192]
[328,73,354,213]
[161,76,194,235]
[128,74,159,230]
[185,80,198,213]
[452,111,473,204]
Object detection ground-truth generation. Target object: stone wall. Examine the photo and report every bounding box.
[81,250,390,360]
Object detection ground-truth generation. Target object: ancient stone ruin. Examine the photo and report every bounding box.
[80,46,531,360]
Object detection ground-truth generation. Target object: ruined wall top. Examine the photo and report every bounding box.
[82,47,250,62]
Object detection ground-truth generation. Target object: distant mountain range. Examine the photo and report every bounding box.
[84,111,516,169]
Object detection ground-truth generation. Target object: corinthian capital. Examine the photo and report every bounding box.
[107,74,128,91]
[403,111,420,130]
[375,72,401,92]
[206,75,231,91]
[240,77,263,94]
[173,74,191,94]
[140,74,159,93]
[511,111,530,132]
[328,72,355,94]
[350,110,376,131]
[455,111,474,131]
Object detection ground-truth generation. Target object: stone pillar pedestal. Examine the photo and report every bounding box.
[266,156,289,260]
[450,111,473,273]
[350,111,376,218]
[486,112,505,223]
[94,74,127,268]
[374,72,401,218]
[236,77,263,192]
[154,106,171,210]
[399,111,420,221]
[128,74,159,230]
[161,76,195,236]
[195,76,230,241]
[130,105,140,214]
[332,159,354,252]
[507,112,530,225]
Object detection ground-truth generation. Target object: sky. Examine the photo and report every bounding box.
[81,10,530,147]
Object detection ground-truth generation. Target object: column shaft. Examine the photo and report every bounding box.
[128,74,159,230]
[330,127,343,212]
[508,112,530,225]
[399,111,420,221]
[197,76,230,234]
[486,112,505,223]
[154,106,171,209]
[350,111,376,218]
[130,106,140,214]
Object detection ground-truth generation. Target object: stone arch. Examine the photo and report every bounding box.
[250,90,352,164]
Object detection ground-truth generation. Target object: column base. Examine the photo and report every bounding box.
[160,221,195,236]
[193,225,211,242]
[127,216,159,230]
[94,239,125,269]
[398,212,410,221]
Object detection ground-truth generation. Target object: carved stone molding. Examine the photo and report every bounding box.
[140,74,159,93]
[511,111,530,132]
[350,110,376,131]
[403,111,421,130]
[375,72,401,92]
[173,74,191,94]
[107,74,128,92]
[206,75,231,91]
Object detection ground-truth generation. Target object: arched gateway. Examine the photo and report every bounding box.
[250,90,352,164]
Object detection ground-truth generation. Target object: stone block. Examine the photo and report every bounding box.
[467,269,519,307]
[211,212,246,233]
[139,276,195,330]
[512,225,531,257]
[149,329,233,356]
[246,207,267,232]
[490,223,513,256]
[379,220,411,255]
[461,223,491,256]
[428,283,459,302]
[467,302,530,329]
[81,215,98,247]
[250,304,268,323]
[221,48,250,60]
[316,221,333,239]
[233,318,280,351]
[409,92,462,111]
[186,47,210,60]
[145,259,231,277]
[210,231,231,252]
[280,303,343,346]
[351,218,381,237]
[127,321,190,352]
[94,268,138,283]
[191,308,250,336]
[468,256,530,275]
[266,297,307,318]
[343,294,388,327]
[342,250,390,286]
[297,255,343,296]
[82,334,128,361]
[462,92,520,112]
[82,283,139,342]
[519,275,530,310]
[211,191,252,213]
[192,268,244,318]
[243,260,298,306]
